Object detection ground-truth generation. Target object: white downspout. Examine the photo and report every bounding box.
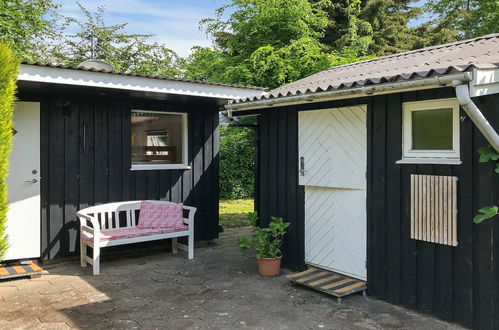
[453,80,499,152]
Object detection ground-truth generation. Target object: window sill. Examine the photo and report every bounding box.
[396,158,462,165]
[131,164,191,171]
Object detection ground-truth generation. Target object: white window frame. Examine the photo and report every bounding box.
[398,98,461,165]
[131,110,190,171]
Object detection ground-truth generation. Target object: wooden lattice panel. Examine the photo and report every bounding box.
[410,175,458,246]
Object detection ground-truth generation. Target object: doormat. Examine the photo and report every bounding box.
[287,267,366,303]
[0,262,43,280]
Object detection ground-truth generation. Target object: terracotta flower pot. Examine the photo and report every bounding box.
[257,256,282,277]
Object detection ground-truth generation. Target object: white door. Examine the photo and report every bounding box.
[4,102,41,260]
[299,106,367,280]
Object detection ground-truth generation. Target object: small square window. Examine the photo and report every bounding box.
[400,99,460,164]
[131,110,189,170]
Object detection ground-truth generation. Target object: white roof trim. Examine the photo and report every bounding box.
[18,64,265,100]
[470,67,499,97]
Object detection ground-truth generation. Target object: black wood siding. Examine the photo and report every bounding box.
[369,89,499,329]
[23,91,220,259]
[254,88,499,329]
[257,109,305,270]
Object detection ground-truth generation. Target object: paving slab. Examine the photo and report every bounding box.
[0,227,464,329]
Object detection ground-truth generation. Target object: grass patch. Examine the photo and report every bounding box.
[219,199,254,228]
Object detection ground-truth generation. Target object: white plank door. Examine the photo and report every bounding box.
[299,106,367,280]
[4,102,41,260]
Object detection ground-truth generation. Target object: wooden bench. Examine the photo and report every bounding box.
[77,200,196,275]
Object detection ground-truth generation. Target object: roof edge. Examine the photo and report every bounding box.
[20,61,265,91]
[18,63,266,100]
[227,71,473,113]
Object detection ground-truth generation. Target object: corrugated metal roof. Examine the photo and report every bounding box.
[21,61,265,91]
[232,33,499,105]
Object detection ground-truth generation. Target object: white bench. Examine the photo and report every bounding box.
[77,200,196,275]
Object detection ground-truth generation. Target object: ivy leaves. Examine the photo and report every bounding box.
[474,145,499,224]
[478,145,499,173]
[474,206,499,224]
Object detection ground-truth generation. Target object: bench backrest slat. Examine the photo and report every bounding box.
[114,211,120,228]
[130,210,136,227]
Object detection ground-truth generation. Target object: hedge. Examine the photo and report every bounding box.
[0,44,19,261]
[220,126,255,200]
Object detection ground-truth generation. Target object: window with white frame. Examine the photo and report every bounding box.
[401,98,460,163]
[131,110,188,170]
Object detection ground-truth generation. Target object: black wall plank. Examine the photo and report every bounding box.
[48,99,66,258]
[385,93,402,304]
[472,96,496,330]
[63,101,79,253]
[370,95,387,299]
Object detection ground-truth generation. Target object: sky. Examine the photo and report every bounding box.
[58,0,229,57]
[58,0,429,58]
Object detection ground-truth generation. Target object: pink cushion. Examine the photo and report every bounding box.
[81,226,189,242]
[137,201,184,229]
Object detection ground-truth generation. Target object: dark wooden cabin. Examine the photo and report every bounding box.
[228,34,499,329]
[6,60,262,261]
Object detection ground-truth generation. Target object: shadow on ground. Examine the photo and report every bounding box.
[0,228,464,329]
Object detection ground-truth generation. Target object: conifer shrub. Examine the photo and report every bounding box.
[0,44,19,261]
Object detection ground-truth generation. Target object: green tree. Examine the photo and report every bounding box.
[202,0,330,59]
[359,0,423,55]
[183,46,228,82]
[0,44,19,260]
[0,0,59,61]
[425,0,499,38]
[219,125,256,199]
[186,0,365,88]
[54,3,183,77]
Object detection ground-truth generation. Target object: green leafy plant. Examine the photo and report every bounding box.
[478,145,499,173]
[474,145,499,223]
[474,206,499,224]
[0,44,19,261]
[237,213,290,259]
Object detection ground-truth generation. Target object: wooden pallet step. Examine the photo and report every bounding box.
[287,267,366,301]
[0,262,43,280]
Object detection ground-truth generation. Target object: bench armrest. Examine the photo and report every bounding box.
[77,212,101,243]
[182,205,197,228]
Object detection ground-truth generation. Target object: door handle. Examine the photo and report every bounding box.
[25,179,37,184]
[299,156,308,176]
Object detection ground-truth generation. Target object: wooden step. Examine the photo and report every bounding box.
[0,262,43,280]
[287,267,366,303]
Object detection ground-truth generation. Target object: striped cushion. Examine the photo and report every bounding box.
[81,226,188,242]
[138,201,184,229]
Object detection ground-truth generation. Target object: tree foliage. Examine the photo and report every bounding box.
[425,0,499,38]
[0,43,19,260]
[53,4,183,77]
[186,0,368,89]
[0,0,59,61]
[219,126,256,199]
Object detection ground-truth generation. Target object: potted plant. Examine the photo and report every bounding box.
[237,213,290,277]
